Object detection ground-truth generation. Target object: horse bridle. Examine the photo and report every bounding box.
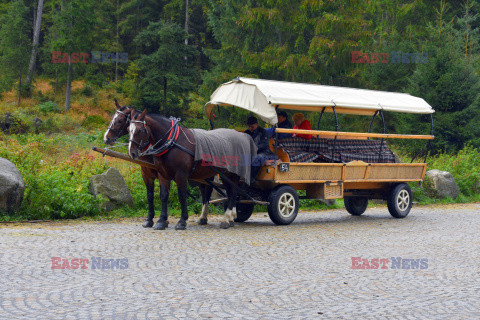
[129,119,153,152]
[107,109,131,141]
[129,117,194,157]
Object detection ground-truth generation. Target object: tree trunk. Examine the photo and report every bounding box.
[26,0,44,87]
[65,62,72,111]
[115,0,119,82]
[163,76,167,111]
[184,0,189,46]
[54,69,58,96]
[17,74,22,106]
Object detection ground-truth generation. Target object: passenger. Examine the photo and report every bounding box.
[292,113,312,140]
[244,116,276,182]
[265,111,293,139]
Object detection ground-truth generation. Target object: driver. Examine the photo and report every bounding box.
[244,116,276,182]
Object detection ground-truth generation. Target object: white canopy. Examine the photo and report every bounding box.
[205,77,435,125]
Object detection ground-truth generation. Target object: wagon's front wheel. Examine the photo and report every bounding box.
[344,197,368,216]
[387,183,412,218]
[234,202,255,222]
[267,185,299,225]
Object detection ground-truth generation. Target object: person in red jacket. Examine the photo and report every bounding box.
[292,113,312,140]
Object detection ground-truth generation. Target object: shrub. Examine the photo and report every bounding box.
[426,145,480,196]
[82,115,106,130]
[82,84,94,97]
[0,113,28,134]
[38,101,61,114]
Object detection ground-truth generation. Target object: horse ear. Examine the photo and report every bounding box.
[139,110,147,120]
[114,98,121,110]
[129,109,136,119]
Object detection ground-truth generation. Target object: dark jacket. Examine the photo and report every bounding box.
[244,127,271,154]
[277,118,293,139]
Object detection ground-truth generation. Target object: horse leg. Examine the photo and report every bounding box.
[141,171,155,228]
[175,173,189,230]
[219,175,237,229]
[198,183,213,225]
[153,179,171,230]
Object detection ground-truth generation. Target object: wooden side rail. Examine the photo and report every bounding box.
[276,128,434,140]
[92,146,157,169]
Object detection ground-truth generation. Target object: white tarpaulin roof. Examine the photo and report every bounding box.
[205,77,435,125]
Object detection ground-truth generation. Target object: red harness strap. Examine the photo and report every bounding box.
[142,119,180,157]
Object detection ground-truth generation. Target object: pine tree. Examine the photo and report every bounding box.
[0,0,30,105]
[134,20,198,115]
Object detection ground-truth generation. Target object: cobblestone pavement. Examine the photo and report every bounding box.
[1,203,479,319]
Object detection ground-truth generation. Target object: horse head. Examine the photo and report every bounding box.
[103,99,133,145]
[128,109,150,160]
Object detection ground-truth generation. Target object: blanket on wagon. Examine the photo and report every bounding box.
[191,129,258,185]
[278,137,396,163]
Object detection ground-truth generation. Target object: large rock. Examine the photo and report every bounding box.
[424,169,460,199]
[0,158,25,213]
[89,167,134,211]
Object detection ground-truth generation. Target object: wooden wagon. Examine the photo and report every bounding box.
[202,77,434,225]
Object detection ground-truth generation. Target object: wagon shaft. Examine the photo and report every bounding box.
[92,146,156,169]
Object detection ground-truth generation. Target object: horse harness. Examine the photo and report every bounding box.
[130,117,195,158]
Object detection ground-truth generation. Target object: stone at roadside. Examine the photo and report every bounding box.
[89,167,134,211]
[0,157,25,213]
[423,169,460,199]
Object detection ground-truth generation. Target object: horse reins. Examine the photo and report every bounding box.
[130,117,194,157]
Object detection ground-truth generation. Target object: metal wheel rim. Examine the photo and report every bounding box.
[278,193,295,218]
[396,189,410,211]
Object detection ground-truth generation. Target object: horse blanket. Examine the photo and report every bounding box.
[191,129,258,185]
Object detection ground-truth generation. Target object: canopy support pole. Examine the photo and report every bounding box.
[368,110,379,139]
[331,104,338,162]
[423,114,434,163]
[377,109,386,162]
[274,105,279,156]
[316,107,326,130]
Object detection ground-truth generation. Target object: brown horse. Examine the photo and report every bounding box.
[128,110,241,230]
[103,100,219,229]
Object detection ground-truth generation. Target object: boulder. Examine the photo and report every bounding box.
[89,167,134,211]
[424,169,460,199]
[0,158,25,213]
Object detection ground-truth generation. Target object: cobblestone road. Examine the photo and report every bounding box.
[1,203,479,319]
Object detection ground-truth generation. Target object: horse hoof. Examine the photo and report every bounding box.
[219,221,230,229]
[153,221,168,230]
[142,220,154,228]
[198,218,208,225]
[229,221,235,227]
[175,222,187,230]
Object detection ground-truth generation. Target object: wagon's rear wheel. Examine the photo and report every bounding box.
[344,197,368,216]
[267,185,299,225]
[387,183,412,218]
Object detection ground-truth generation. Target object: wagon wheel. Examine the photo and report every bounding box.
[344,197,368,216]
[234,202,255,222]
[267,185,299,225]
[387,183,412,218]
[223,201,255,222]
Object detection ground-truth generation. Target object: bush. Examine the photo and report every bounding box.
[38,101,61,114]
[82,84,94,97]
[0,112,28,134]
[82,115,106,130]
[426,145,480,196]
